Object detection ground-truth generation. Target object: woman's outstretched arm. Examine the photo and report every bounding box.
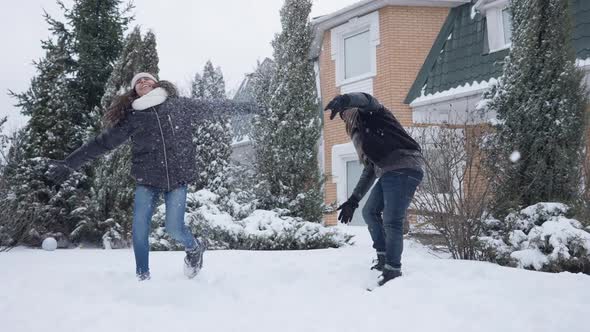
[180,97,260,124]
[64,114,137,170]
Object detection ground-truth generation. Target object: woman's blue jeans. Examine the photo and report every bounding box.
[361,168,423,270]
[132,184,197,275]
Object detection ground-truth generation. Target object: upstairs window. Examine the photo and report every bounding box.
[344,30,371,79]
[331,11,379,86]
[475,0,512,52]
[501,8,512,45]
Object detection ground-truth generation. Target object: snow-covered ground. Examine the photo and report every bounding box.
[1,227,589,332]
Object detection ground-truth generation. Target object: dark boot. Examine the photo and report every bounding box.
[377,266,402,286]
[371,253,386,271]
[184,245,205,279]
[137,271,151,281]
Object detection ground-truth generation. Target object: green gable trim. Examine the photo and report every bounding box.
[404,8,459,104]
[405,0,590,105]
[405,3,506,104]
[572,0,590,60]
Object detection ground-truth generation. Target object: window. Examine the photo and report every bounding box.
[476,0,512,52]
[344,30,371,79]
[330,11,379,87]
[501,8,512,45]
[346,160,369,225]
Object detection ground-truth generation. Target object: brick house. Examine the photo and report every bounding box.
[310,0,590,226]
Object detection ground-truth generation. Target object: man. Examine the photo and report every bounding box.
[325,93,424,286]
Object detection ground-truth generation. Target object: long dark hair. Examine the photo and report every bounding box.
[104,80,179,127]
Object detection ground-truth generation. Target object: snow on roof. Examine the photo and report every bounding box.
[410,79,497,108]
[577,57,590,68]
[411,57,590,107]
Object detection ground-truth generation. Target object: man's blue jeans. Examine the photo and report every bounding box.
[361,168,423,270]
[132,184,197,275]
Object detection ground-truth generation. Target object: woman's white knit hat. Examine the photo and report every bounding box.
[131,72,158,88]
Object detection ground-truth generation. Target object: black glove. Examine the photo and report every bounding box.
[324,94,351,120]
[337,197,359,224]
[46,159,73,185]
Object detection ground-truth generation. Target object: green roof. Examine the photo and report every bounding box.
[405,0,590,104]
[572,0,590,60]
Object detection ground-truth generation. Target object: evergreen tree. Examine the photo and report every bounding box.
[192,60,226,100]
[202,60,226,100]
[0,127,91,248]
[5,0,133,246]
[12,18,82,160]
[481,0,587,216]
[250,59,275,110]
[192,115,233,193]
[252,0,323,223]
[99,27,159,114]
[66,0,133,129]
[191,73,204,99]
[141,30,159,75]
[6,11,95,245]
[0,117,7,168]
[100,26,143,111]
[89,26,160,248]
[191,61,232,193]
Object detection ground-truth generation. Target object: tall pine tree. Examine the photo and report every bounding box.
[7,11,94,246]
[5,0,132,246]
[250,58,275,111]
[191,73,204,99]
[192,60,226,100]
[252,0,323,223]
[67,0,133,131]
[482,0,587,215]
[191,61,232,193]
[12,15,82,160]
[0,117,9,178]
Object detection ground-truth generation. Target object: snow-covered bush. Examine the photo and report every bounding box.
[251,0,323,224]
[100,219,127,249]
[150,189,354,251]
[479,203,590,274]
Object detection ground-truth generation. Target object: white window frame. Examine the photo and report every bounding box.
[500,7,512,47]
[477,0,512,53]
[331,142,359,206]
[331,11,380,87]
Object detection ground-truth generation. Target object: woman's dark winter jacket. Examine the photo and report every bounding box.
[344,92,425,202]
[64,97,255,191]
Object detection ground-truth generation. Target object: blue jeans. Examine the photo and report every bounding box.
[361,168,423,270]
[132,184,197,275]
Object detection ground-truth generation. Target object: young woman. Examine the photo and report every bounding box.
[47,73,251,281]
[325,93,424,287]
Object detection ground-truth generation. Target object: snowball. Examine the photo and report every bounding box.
[510,151,521,162]
[42,237,58,251]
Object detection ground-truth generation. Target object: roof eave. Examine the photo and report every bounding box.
[408,58,590,107]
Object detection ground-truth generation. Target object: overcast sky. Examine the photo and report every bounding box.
[0,0,358,132]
